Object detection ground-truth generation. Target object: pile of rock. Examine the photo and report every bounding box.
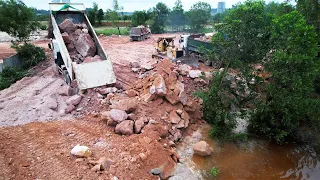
[58,19,101,64]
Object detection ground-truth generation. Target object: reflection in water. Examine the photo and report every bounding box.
[180,125,320,180]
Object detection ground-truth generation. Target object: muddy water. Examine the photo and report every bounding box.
[178,125,320,180]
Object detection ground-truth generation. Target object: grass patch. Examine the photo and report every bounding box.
[95,27,129,36]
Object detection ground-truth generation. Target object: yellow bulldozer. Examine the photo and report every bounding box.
[152,36,184,60]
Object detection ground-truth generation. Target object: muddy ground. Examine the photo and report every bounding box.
[0,34,212,180]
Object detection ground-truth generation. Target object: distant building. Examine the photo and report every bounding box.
[217,2,226,13]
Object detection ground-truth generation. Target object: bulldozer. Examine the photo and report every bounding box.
[152,36,184,60]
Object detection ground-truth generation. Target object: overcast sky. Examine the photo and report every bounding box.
[22,0,288,11]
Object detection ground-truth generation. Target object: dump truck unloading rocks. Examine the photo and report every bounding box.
[49,3,116,90]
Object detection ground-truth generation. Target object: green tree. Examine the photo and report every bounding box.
[249,11,320,144]
[186,1,211,32]
[265,2,294,16]
[296,0,320,43]
[0,0,39,42]
[88,2,98,26]
[131,11,147,27]
[107,0,123,35]
[148,2,170,34]
[168,0,185,31]
[97,8,104,26]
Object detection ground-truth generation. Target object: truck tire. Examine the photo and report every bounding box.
[63,70,71,86]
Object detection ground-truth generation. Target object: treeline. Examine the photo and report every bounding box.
[87,0,212,33]
[199,0,320,149]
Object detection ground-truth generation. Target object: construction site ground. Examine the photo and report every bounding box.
[0,34,212,180]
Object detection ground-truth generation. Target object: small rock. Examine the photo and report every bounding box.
[181,111,190,121]
[134,117,145,133]
[179,90,188,105]
[142,93,155,102]
[46,97,57,110]
[150,168,162,175]
[192,141,212,156]
[188,70,202,79]
[150,74,167,96]
[58,85,72,96]
[163,144,168,148]
[98,157,114,170]
[176,120,185,129]
[176,109,183,115]
[129,61,140,68]
[169,110,181,124]
[139,153,147,160]
[65,104,75,114]
[168,141,175,147]
[126,89,138,97]
[75,158,84,162]
[100,111,109,121]
[115,120,134,135]
[165,90,180,105]
[127,113,137,120]
[71,145,92,158]
[91,164,101,172]
[66,95,82,106]
[109,109,128,123]
[131,68,140,73]
[99,87,118,95]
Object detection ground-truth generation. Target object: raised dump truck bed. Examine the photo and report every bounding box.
[49,3,116,90]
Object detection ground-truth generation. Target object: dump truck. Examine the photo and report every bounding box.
[48,3,116,90]
[130,26,150,41]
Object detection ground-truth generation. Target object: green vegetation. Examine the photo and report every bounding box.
[199,0,320,146]
[106,0,124,35]
[0,0,39,42]
[186,2,211,32]
[168,0,185,31]
[210,166,220,177]
[131,11,149,27]
[95,27,129,36]
[148,2,170,34]
[88,2,98,26]
[0,67,27,90]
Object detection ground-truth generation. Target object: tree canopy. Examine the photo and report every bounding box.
[186,1,211,32]
[0,0,39,42]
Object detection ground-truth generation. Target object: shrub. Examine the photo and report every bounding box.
[0,67,26,90]
[249,11,320,144]
[12,43,45,69]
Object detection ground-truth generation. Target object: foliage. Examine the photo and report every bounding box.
[0,0,39,42]
[148,2,170,34]
[186,1,211,32]
[0,67,27,90]
[296,0,320,42]
[106,0,124,35]
[95,27,129,36]
[12,43,45,69]
[213,0,272,65]
[168,0,185,31]
[249,11,320,144]
[265,2,294,16]
[131,11,148,27]
[97,9,104,26]
[210,166,220,177]
[197,70,248,140]
[88,2,98,26]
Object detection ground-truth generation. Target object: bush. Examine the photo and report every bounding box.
[249,11,320,144]
[12,43,45,69]
[39,24,47,30]
[0,67,26,90]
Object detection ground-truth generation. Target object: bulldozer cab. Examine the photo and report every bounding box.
[156,36,176,52]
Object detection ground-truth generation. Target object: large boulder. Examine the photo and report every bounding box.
[189,70,202,79]
[150,74,167,96]
[115,120,134,135]
[192,141,212,156]
[110,98,137,113]
[169,110,181,124]
[66,95,82,106]
[61,32,72,44]
[109,109,128,123]
[75,33,96,57]
[99,87,118,95]
[59,19,77,33]
[71,145,92,158]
